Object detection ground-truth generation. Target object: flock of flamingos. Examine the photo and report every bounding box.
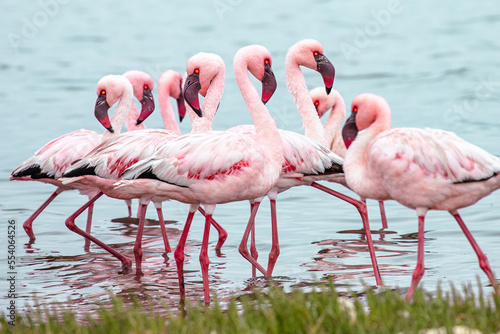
[11,39,500,305]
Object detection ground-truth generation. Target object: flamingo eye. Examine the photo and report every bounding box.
[264,59,270,65]
[144,84,149,90]
[100,90,106,96]
[314,101,319,106]
[313,51,319,56]
[353,106,358,113]
[194,68,200,74]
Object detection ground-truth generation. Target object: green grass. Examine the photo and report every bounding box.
[1,282,499,333]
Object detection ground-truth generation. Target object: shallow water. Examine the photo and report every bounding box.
[1,0,500,314]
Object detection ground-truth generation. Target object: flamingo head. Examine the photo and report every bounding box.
[235,44,277,105]
[95,75,133,133]
[342,108,358,149]
[342,93,391,148]
[184,52,225,118]
[158,70,186,122]
[287,39,335,94]
[310,86,335,118]
[122,70,155,125]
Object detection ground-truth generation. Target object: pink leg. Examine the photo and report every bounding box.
[174,211,195,300]
[200,213,212,305]
[267,199,280,276]
[406,216,426,301]
[453,212,500,294]
[156,207,171,253]
[136,202,141,218]
[250,202,259,278]
[310,182,382,285]
[23,189,61,240]
[198,207,228,251]
[83,202,94,251]
[65,192,133,270]
[134,204,148,275]
[125,199,132,218]
[379,201,388,229]
[239,202,268,277]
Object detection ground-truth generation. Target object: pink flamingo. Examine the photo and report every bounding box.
[310,86,388,229]
[341,93,500,300]
[10,73,152,242]
[61,70,183,270]
[62,66,227,273]
[237,40,381,285]
[119,45,283,304]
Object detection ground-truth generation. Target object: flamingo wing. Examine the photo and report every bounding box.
[122,131,264,187]
[369,127,500,184]
[228,125,343,175]
[63,129,179,179]
[279,130,343,175]
[12,129,102,179]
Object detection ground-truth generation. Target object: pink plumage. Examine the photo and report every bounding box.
[342,92,500,300]
[10,73,146,242]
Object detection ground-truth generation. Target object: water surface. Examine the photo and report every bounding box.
[1,0,500,313]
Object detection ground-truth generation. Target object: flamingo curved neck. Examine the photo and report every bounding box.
[125,103,144,131]
[191,70,224,133]
[286,60,327,147]
[234,59,283,163]
[344,111,391,199]
[103,87,133,139]
[158,85,181,135]
[324,90,347,156]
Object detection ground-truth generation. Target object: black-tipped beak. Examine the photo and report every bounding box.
[137,88,155,125]
[183,72,203,117]
[261,62,277,105]
[342,111,358,149]
[314,53,335,95]
[176,85,186,122]
[94,94,113,133]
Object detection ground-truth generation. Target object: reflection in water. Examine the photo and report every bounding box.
[302,228,437,285]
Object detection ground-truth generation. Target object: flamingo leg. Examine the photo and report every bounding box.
[379,201,388,229]
[197,206,228,251]
[125,199,132,218]
[200,213,212,305]
[406,215,426,301]
[23,189,62,240]
[65,192,133,270]
[134,203,148,275]
[135,202,141,219]
[310,182,382,285]
[250,202,259,278]
[238,202,268,277]
[174,210,196,300]
[83,202,94,251]
[155,205,171,253]
[267,199,280,276]
[452,212,500,294]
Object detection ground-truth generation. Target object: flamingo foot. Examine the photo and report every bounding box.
[174,211,195,300]
[65,192,133,270]
[453,212,500,295]
[23,189,61,240]
[406,216,426,301]
[239,202,268,277]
